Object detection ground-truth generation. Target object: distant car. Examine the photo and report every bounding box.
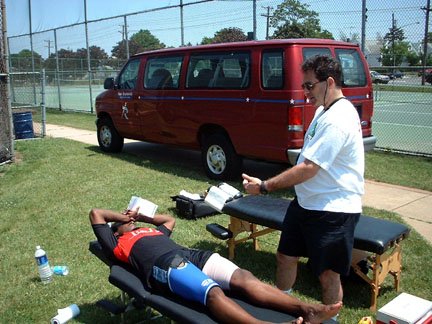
[387,70,404,79]
[425,71,432,84]
[417,68,432,77]
[370,71,390,84]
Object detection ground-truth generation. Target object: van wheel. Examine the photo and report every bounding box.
[97,117,124,152]
[202,133,242,180]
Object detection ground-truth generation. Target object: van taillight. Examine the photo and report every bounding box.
[288,106,303,132]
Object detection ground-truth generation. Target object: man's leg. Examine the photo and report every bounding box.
[276,252,299,291]
[230,268,342,324]
[206,286,303,324]
[319,269,343,305]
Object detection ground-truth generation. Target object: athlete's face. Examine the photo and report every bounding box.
[115,220,137,236]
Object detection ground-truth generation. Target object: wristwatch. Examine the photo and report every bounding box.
[259,181,268,195]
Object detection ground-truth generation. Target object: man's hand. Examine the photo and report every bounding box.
[242,173,263,195]
[123,209,139,221]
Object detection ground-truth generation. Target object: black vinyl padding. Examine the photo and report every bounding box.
[223,195,410,255]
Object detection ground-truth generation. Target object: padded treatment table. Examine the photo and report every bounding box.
[215,195,410,311]
[89,240,337,324]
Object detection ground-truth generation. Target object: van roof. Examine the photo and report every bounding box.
[132,39,360,57]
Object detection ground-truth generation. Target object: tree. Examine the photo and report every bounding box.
[200,36,214,45]
[10,49,43,71]
[200,28,247,45]
[339,31,360,44]
[269,0,333,39]
[75,46,108,69]
[112,29,165,59]
[213,27,247,43]
[382,25,409,66]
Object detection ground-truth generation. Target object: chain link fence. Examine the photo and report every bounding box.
[10,71,46,139]
[4,0,432,156]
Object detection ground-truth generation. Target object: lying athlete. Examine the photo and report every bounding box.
[90,207,341,324]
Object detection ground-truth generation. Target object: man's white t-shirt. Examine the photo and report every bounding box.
[295,98,364,213]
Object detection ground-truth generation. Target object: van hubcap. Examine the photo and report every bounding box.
[100,126,112,147]
[207,145,226,174]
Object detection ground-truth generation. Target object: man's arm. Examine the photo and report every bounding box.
[89,208,130,225]
[242,159,320,195]
[136,213,176,232]
[89,208,176,232]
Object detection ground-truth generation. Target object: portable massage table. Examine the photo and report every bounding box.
[206,195,411,311]
[89,240,337,323]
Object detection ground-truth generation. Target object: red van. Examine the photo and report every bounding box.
[96,39,376,180]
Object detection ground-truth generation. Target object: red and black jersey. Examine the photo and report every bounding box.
[92,223,212,288]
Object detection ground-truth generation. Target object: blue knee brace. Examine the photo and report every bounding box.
[168,261,219,305]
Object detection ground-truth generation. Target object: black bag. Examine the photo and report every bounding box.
[171,195,219,219]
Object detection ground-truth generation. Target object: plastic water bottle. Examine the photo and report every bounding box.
[35,245,53,284]
[51,265,69,276]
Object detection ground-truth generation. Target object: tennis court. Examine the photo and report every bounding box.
[373,90,432,155]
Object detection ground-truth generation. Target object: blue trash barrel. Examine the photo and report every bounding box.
[12,112,34,139]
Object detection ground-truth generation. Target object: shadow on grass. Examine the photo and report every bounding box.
[84,141,290,186]
[191,240,373,309]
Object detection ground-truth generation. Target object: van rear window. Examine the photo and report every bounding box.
[186,52,250,89]
[144,56,183,89]
[302,47,367,88]
[335,49,367,87]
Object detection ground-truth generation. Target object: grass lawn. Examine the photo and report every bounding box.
[1,110,431,323]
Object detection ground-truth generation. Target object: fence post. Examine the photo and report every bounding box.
[40,69,46,137]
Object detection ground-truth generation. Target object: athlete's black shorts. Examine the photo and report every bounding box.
[277,198,360,276]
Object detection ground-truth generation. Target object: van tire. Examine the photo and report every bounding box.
[201,133,242,180]
[97,117,124,153]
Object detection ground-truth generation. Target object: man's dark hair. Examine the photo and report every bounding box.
[301,55,343,87]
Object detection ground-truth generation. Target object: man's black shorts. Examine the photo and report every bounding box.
[277,198,360,276]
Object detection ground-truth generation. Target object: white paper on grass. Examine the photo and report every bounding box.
[127,196,158,218]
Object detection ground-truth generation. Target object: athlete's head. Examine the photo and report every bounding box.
[111,220,136,236]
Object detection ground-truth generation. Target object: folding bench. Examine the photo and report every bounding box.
[89,240,337,323]
[206,195,410,311]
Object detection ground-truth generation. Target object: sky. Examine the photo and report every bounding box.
[4,0,430,58]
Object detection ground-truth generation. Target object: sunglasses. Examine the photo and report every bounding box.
[301,80,324,91]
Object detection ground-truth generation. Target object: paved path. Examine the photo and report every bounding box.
[44,124,432,245]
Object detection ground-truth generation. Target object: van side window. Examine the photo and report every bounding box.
[335,49,367,87]
[302,48,332,60]
[186,52,250,89]
[117,58,140,89]
[144,56,183,89]
[262,51,284,89]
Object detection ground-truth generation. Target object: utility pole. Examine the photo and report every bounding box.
[392,13,396,68]
[361,0,367,53]
[421,0,431,85]
[261,6,273,40]
[44,39,52,57]
[253,0,257,40]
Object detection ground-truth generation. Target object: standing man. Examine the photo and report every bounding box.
[243,55,364,306]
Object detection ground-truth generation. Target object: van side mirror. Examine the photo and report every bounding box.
[104,77,115,89]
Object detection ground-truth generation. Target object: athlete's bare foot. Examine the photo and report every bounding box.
[302,301,342,324]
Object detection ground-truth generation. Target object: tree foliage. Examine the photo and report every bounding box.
[269,0,333,39]
[381,26,413,66]
[10,49,43,71]
[201,27,247,44]
[112,29,165,59]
